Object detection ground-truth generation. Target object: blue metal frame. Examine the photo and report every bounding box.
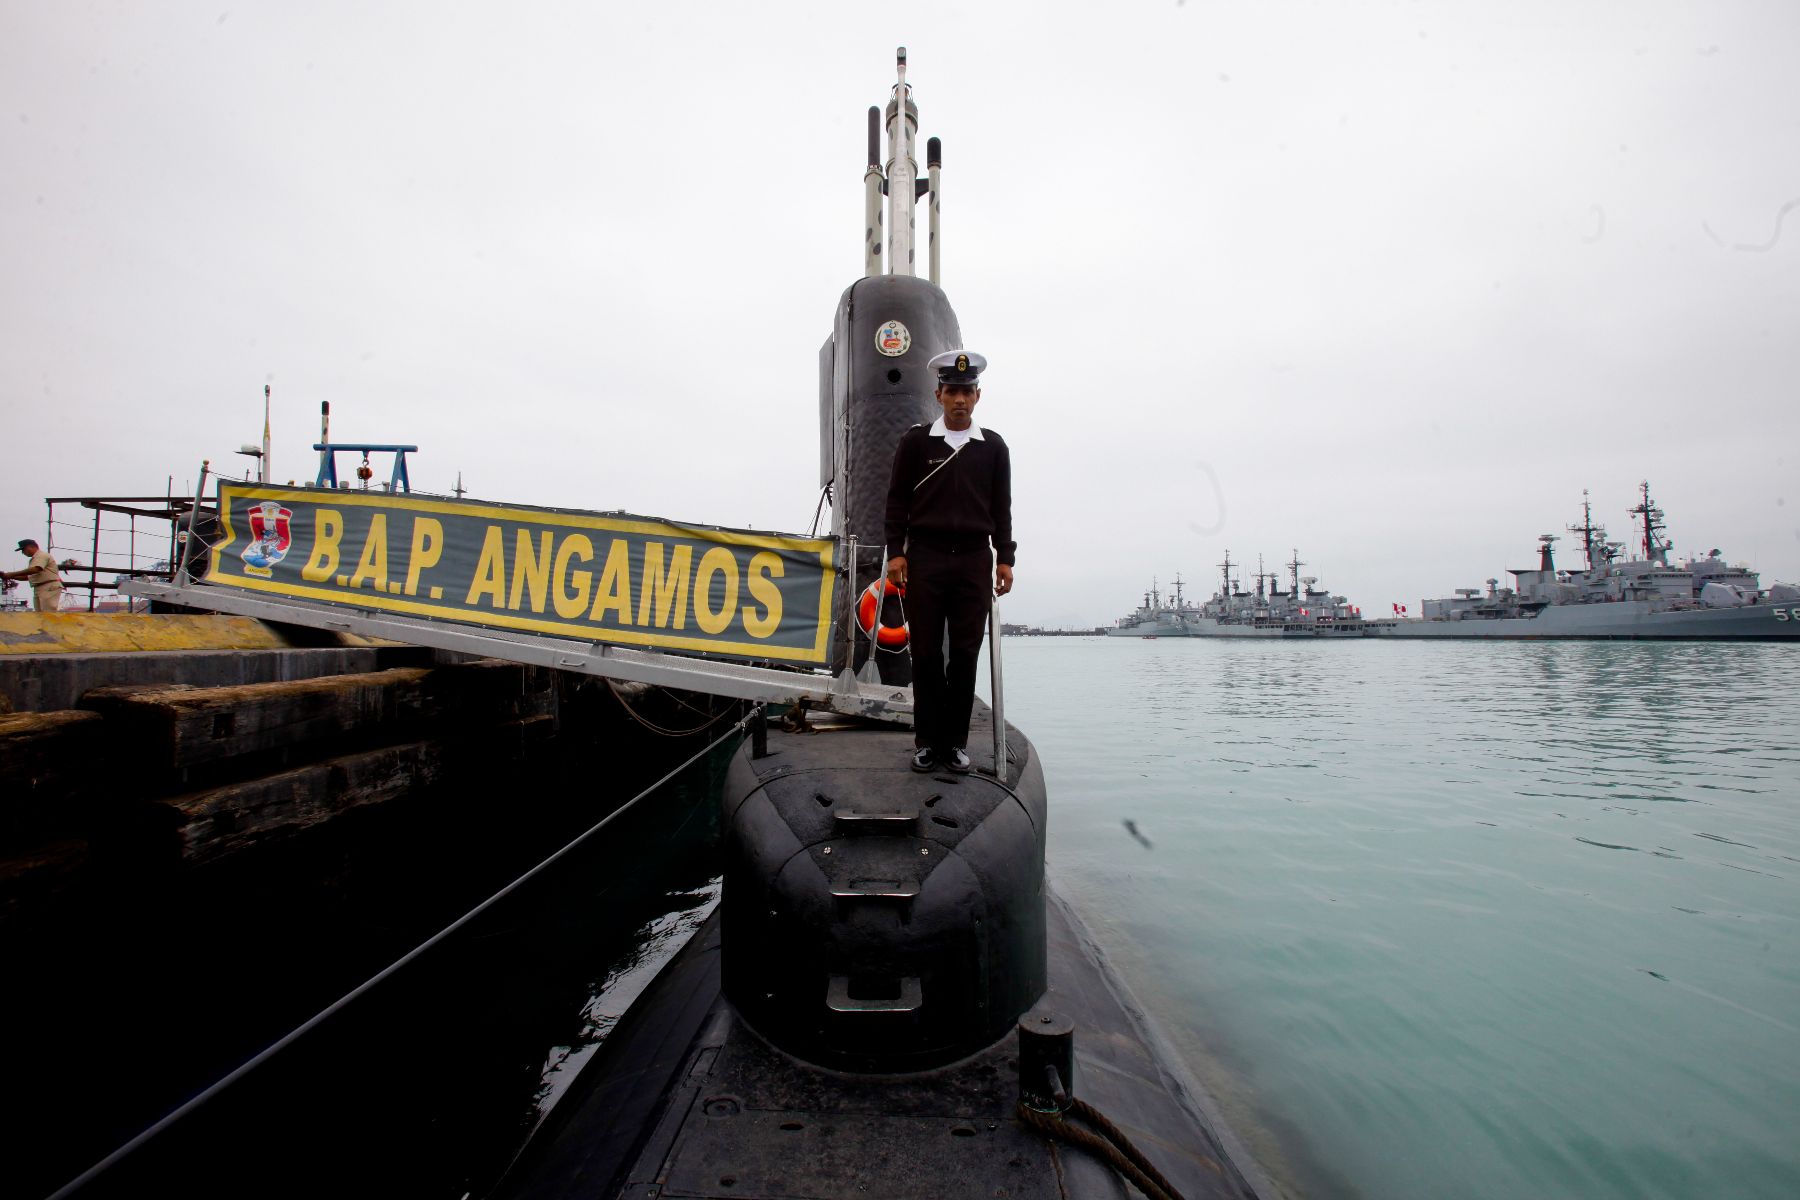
[312,443,418,493]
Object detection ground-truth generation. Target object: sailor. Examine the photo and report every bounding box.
[883,350,1015,773]
[3,539,65,612]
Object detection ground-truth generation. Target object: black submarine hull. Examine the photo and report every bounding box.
[497,711,1272,1200]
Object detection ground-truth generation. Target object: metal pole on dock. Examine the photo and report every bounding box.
[89,508,100,611]
[178,460,210,585]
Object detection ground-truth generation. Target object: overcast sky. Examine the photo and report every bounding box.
[4,1,1797,626]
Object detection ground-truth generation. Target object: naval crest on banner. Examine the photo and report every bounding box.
[241,501,293,577]
[875,319,911,357]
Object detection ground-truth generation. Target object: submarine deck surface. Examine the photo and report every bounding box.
[500,715,1267,1200]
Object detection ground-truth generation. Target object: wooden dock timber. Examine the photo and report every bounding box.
[0,617,727,927]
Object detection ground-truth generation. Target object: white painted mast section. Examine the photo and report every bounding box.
[884,47,916,277]
[261,385,272,484]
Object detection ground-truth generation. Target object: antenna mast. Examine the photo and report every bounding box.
[1629,480,1670,565]
[884,48,918,277]
[1567,490,1604,571]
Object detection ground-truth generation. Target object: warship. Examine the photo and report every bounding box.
[1108,552,1375,638]
[1374,484,1800,640]
[1104,574,1200,637]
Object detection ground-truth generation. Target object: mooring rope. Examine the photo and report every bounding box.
[48,705,761,1199]
[1018,1096,1191,1200]
[605,677,741,737]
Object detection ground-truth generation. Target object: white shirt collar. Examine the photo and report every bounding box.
[928,416,984,440]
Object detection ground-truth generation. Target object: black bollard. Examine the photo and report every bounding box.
[1017,1009,1075,1113]
[750,704,768,759]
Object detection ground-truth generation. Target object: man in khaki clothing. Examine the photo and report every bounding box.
[3,539,64,612]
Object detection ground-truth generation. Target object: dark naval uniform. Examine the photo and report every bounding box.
[883,351,1015,768]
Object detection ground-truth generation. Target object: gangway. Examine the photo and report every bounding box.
[123,577,915,722]
[119,475,1006,764]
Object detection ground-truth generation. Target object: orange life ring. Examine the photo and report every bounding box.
[857,580,909,648]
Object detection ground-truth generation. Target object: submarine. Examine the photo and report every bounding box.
[495,51,1274,1200]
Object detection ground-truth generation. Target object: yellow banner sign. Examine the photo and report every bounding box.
[206,485,837,664]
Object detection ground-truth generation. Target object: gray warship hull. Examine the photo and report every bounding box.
[1187,617,1379,638]
[1104,615,1197,637]
[1108,617,1382,639]
[1372,598,1800,640]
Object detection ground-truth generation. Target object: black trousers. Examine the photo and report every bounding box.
[905,542,992,752]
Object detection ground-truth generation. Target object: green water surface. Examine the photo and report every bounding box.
[993,638,1800,1200]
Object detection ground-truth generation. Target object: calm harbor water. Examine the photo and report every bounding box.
[990,637,1800,1200]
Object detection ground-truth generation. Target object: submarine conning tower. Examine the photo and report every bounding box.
[725,50,1048,1073]
[820,47,962,682]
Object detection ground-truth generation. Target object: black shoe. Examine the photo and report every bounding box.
[910,747,937,773]
[944,747,973,774]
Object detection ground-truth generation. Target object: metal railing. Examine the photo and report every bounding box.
[37,493,204,611]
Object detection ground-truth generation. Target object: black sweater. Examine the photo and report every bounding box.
[883,424,1016,567]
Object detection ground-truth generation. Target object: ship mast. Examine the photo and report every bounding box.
[1287,550,1305,599]
[1567,490,1604,571]
[1629,480,1670,565]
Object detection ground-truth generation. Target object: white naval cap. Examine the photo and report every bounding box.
[927,349,986,386]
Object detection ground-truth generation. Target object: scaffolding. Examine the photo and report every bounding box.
[35,494,204,612]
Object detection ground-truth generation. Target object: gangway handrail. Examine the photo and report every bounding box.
[988,600,1008,773]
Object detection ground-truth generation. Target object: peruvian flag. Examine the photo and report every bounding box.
[1300,607,1309,617]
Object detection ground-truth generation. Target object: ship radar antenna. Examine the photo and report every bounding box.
[1287,549,1305,599]
[1218,550,1234,599]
